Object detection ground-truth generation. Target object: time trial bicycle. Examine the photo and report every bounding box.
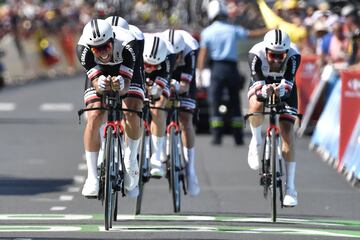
[244,93,301,222]
[78,88,141,230]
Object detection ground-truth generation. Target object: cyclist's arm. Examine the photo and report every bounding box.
[119,41,136,83]
[177,50,197,94]
[76,44,96,71]
[279,54,301,100]
[247,52,267,101]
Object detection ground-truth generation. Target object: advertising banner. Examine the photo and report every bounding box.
[339,71,360,172]
[295,55,321,115]
[310,80,341,163]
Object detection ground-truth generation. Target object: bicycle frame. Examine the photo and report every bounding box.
[165,92,187,213]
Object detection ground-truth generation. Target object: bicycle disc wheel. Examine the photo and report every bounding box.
[169,127,181,213]
[104,126,115,230]
[270,128,277,222]
[135,129,149,215]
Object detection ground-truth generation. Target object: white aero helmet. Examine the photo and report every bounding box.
[105,16,129,30]
[207,0,227,21]
[143,35,167,65]
[83,19,113,47]
[166,29,185,54]
[264,29,291,52]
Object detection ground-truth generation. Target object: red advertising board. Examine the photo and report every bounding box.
[339,70,360,167]
[295,55,322,117]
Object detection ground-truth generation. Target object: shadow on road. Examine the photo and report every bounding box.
[0,176,73,195]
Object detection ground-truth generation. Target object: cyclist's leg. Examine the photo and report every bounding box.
[247,93,264,170]
[279,85,298,206]
[122,82,144,191]
[82,79,104,196]
[179,92,199,196]
[149,90,168,177]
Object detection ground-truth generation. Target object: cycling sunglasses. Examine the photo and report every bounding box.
[144,62,159,71]
[91,41,112,54]
[267,51,287,62]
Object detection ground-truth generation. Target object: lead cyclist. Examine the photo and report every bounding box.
[247,29,301,207]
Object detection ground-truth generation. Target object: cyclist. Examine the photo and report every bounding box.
[76,19,143,197]
[247,29,301,207]
[142,33,173,178]
[161,29,200,196]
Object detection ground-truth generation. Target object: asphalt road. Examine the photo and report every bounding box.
[0,75,359,240]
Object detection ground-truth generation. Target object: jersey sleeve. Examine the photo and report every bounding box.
[280,54,301,100]
[178,50,197,83]
[154,59,171,88]
[119,40,136,80]
[247,52,266,100]
[76,44,96,71]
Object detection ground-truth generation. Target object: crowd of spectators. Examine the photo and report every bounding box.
[0,0,358,80]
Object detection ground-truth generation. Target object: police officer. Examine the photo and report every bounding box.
[197,0,267,145]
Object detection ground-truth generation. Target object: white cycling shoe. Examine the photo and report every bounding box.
[283,188,298,207]
[150,154,165,178]
[127,185,139,198]
[248,138,262,171]
[187,174,200,196]
[186,165,200,196]
[82,178,99,197]
[124,157,139,191]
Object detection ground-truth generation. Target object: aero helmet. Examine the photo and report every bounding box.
[143,35,167,65]
[166,29,185,54]
[264,29,291,52]
[83,19,113,47]
[105,16,129,30]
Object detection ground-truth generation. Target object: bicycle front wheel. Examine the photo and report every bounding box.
[270,128,277,222]
[104,126,115,230]
[135,129,150,215]
[169,127,181,213]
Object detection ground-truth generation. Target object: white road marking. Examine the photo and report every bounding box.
[67,187,80,192]
[50,206,66,211]
[0,226,81,232]
[40,103,74,112]
[0,102,16,111]
[59,195,73,201]
[78,163,87,171]
[0,214,92,220]
[73,175,85,183]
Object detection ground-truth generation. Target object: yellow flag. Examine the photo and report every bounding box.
[257,0,307,44]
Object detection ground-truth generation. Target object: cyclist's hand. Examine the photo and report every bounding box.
[260,84,273,99]
[273,83,285,98]
[111,75,125,91]
[98,75,110,92]
[150,82,162,99]
[170,79,180,93]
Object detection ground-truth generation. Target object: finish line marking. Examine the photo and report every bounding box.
[1,214,360,227]
[0,224,359,238]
